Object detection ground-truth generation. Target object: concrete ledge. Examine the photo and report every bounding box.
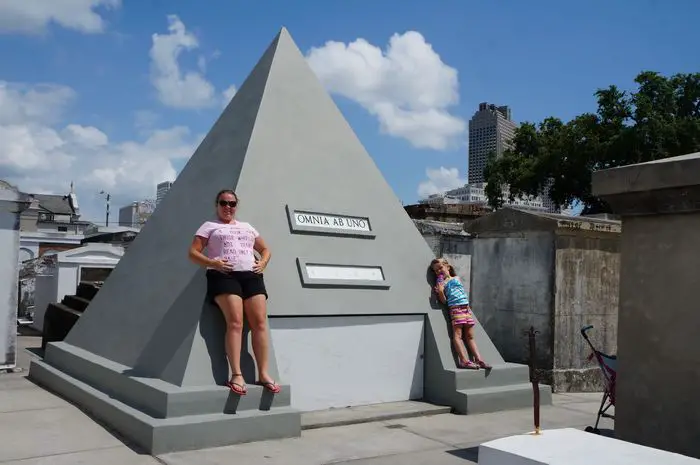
[551,367,607,393]
[44,341,291,417]
[478,428,700,465]
[28,359,301,454]
[454,383,551,415]
[301,400,450,430]
[422,312,548,415]
[452,363,530,390]
[592,152,700,216]
[592,152,700,197]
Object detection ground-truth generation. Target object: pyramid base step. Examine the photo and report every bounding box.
[453,383,552,415]
[42,341,291,417]
[28,359,301,455]
[301,400,450,430]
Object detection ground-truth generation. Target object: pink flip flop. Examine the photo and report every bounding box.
[258,380,281,394]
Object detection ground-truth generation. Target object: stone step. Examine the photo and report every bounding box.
[41,303,82,350]
[301,400,450,430]
[29,359,300,455]
[453,382,552,415]
[452,363,530,391]
[76,282,100,300]
[43,341,291,417]
[61,295,91,312]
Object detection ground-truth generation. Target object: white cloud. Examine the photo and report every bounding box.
[0,81,200,223]
[221,84,237,107]
[417,166,465,199]
[0,82,76,125]
[306,31,466,151]
[133,110,160,130]
[0,0,120,35]
[149,15,219,109]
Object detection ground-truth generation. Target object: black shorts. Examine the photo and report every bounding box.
[206,270,268,301]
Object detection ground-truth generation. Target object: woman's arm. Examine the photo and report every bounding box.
[188,236,215,267]
[253,236,271,273]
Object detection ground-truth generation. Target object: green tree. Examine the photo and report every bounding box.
[484,71,700,214]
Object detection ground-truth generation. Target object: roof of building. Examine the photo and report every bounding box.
[465,206,621,235]
[516,208,621,226]
[0,179,17,190]
[413,219,470,236]
[29,194,76,215]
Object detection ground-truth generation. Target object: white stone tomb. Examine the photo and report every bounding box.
[478,428,700,465]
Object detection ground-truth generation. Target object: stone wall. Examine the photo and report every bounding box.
[592,152,700,459]
[413,219,473,290]
[470,232,554,370]
[413,212,621,392]
[466,210,621,392]
[552,233,620,391]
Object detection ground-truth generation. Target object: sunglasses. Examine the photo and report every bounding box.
[218,200,238,208]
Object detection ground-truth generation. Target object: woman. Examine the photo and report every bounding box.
[188,189,281,395]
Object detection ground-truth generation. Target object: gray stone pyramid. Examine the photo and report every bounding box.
[29,28,549,455]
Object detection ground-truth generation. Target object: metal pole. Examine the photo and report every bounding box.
[525,326,541,435]
[105,193,110,227]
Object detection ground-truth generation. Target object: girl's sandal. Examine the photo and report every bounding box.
[226,374,247,396]
[458,360,480,370]
[477,360,492,369]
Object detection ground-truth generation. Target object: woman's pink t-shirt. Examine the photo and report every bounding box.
[195,220,260,272]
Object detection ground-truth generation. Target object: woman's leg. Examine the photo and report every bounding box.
[214,294,246,391]
[243,294,280,391]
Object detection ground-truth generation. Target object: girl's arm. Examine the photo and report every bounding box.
[435,283,447,304]
[436,290,447,304]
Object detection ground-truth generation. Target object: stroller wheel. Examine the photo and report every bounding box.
[585,426,600,434]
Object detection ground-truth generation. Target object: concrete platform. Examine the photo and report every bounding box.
[433,361,552,415]
[28,347,301,455]
[478,428,700,465]
[4,335,615,465]
[302,400,450,430]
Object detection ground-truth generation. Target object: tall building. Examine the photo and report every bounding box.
[118,200,155,228]
[156,181,173,205]
[468,102,517,184]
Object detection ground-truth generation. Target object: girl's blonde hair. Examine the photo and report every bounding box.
[430,257,456,280]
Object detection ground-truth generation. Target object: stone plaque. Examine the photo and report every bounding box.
[296,258,389,289]
[286,205,375,238]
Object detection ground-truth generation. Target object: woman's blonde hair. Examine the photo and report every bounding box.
[430,257,456,280]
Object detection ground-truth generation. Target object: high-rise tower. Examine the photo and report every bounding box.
[467,102,517,184]
[156,181,173,205]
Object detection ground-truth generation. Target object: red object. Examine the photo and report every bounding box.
[226,380,247,396]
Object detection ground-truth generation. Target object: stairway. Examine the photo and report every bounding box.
[41,282,102,350]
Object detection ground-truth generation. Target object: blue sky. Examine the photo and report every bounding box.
[0,0,698,223]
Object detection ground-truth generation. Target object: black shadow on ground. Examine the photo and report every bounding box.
[446,446,479,462]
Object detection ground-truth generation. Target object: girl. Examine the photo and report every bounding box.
[430,258,491,370]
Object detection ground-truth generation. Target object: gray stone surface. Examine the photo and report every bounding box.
[465,208,620,392]
[0,181,30,370]
[592,152,700,459]
[592,151,700,196]
[4,336,613,465]
[302,400,450,430]
[479,428,700,465]
[29,27,538,454]
[160,394,611,465]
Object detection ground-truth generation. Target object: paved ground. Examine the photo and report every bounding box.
[0,334,613,465]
